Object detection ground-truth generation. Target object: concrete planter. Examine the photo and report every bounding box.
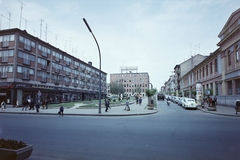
[207,106,217,111]
[148,104,154,110]
[0,145,33,160]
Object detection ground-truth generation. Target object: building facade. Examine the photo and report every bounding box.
[0,28,107,107]
[173,54,207,96]
[110,66,149,97]
[176,8,240,106]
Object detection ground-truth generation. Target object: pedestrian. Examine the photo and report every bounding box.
[105,98,110,112]
[45,99,48,109]
[59,106,64,116]
[29,99,34,110]
[124,98,130,111]
[136,96,139,104]
[22,100,27,111]
[214,96,217,105]
[139,97,142,106]
[16,99,19,108]
[42,100,45,109]
[1,100,5,111]
[36,101,40,112]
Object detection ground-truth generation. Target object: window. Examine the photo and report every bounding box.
[38,44,50,57]
[210,62,213,74]
[22,68,30,79]
[0,34,14,47]
[199,69,201,79]
[37,58,47,69]
[228,81,232,95]
[206,65,208,76]
[236,45,239,62]
[228,50,231,66]
[236,79,240,94]
[0,66,7,78]
[202,67,205,77]
[53,51,62,62]
[17,66,34,79]
[215,59,218,72]
[19,36,35,50]
[18,51,35,65]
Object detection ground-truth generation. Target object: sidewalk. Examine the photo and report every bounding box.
[1,98,240,117]
[197,104,240,117]
[0,97,158,116]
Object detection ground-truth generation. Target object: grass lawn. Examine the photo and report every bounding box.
[48,97,136,109]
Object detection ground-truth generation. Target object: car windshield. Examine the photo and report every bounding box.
[188,100,195,102]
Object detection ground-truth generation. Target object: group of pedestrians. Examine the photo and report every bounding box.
[135,95,142,105]
[105,96,144,112]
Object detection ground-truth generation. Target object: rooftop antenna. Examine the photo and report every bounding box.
[40,19,44,39]
[190,43,192,57]
[33,29,37,36]
[198,44,201,54]
[8,12,11,29]
[69,37,71,53]
[0,14,6,30]
[45,23,48,41]
[22,18,27,30]
[18,0,25,29]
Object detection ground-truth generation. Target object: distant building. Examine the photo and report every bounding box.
[173,54,207,96]
[0,28,107,106]
[110,66,150,97]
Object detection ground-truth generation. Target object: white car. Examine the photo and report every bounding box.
[182,98,197,109]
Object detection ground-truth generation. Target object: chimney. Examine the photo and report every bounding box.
[88,61,92,66]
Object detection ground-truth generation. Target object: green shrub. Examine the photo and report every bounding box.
[0,138,27,150]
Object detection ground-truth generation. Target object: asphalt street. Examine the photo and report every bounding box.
[0,100,240,160]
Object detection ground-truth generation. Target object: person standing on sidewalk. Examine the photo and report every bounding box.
[16,99,19,108]
[22,100,28,111]
[1,100,5,111]
[105,98,110,112]
[139,97,142,106]
[125,98,130,111]
[59,106,64,116]
[36,101,40,112]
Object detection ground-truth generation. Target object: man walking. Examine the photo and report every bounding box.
[105,98,110,112]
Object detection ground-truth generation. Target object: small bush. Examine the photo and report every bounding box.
[0,138,27,150]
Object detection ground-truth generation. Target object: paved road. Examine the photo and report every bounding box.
[0,100,239,160]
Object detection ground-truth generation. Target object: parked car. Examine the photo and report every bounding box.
[182,98,197,109]
[157,93,165,100]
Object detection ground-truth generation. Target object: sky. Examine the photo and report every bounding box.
[0,0,239,91]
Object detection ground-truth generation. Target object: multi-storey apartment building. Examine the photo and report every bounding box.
[0,28,107,107]
[110,66,149,97]
[179,8,240,106]
[173,54,207,96]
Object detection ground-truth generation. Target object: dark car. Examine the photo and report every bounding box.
[157,93,165,100]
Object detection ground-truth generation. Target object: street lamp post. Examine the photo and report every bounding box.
[83,18,101,114]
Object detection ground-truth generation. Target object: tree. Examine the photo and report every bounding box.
[145,88,157,106]
[109,82,125,95]
[136,85,141,94]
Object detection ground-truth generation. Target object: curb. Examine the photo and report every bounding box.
[197,107,240,117]
[0,110,159,117]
